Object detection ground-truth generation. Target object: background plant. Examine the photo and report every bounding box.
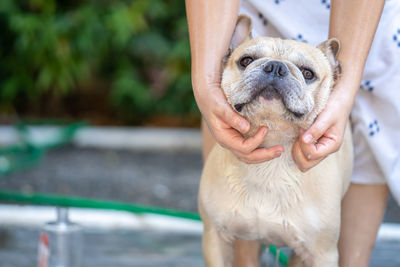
[0,0,198,125]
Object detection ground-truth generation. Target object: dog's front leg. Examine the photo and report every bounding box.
[202,225,235,267]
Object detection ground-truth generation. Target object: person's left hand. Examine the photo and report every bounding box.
[292,85,354,172]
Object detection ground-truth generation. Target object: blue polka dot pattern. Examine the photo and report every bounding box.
[394,29,400,47]
[294,34,308,43]
[274,0,283,4]
[258,12,268,26]
[321,0,331,9]
[369,120,380,136]
[360,80,374,92]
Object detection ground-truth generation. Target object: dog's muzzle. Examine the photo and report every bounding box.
[234,60,311,117]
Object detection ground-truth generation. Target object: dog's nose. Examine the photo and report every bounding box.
[264,61,288,77]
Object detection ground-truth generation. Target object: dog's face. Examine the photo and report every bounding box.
[222,16,340,132]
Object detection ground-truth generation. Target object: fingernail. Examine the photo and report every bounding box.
[307,154,312,160]
[263,127,268,135]
[275,151,282,158]
[303,133,313,144]
[240,120,249,132]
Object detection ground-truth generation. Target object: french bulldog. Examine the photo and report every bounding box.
[198,15,352,267]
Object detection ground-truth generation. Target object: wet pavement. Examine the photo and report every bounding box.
[0,227,204,267]
[0,146,399,266]
[0,225,400,267]
[0,147,202,213]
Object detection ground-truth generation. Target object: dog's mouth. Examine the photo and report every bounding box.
[234,85,280,112]
[234,86,305,118]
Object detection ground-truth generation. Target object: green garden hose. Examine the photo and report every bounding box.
[0,189,288,265]
[0,190,201,221]
[0,120,86,175]
[0,145,44,175]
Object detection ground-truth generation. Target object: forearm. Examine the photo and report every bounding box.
[185,0,275,163]
[185,0,239,91]
[329,0,385,106]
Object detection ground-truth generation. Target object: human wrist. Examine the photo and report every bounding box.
[191,71,223,114]
[191,65,223,102]
[335,68,360,95]
[329,77,358,115]
[191,51,224,85]
[192,68,221,88]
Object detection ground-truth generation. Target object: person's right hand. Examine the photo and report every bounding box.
[195,81,284,164]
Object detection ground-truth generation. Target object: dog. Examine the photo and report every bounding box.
[198,15,353,267]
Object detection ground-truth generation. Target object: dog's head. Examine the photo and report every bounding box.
[222,16,341,136]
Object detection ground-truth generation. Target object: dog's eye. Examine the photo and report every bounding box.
[239,56,254,68]
[301,68,315,80]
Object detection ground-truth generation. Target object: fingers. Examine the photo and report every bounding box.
[236,145,284,164]
[230,127,268,153]
[207,103,284,164]
[301,115,329,145]
[218,126,284,164]
[301,111,343,159]
[217,102,250,134]
[293,112,345,172]
[204,93,285,164]
[299,133,339,162]
[292,139,323,172]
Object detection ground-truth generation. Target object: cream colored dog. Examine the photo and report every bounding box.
[199,16,353,267]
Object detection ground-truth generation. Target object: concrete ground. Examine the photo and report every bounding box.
[0,225,399,267]
[0,147,202,213]
[0,137,399,266]
[0,227,204,267]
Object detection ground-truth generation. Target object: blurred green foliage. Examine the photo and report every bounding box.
[0,0,198,124]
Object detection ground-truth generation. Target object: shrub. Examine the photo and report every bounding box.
[0,0,198,125]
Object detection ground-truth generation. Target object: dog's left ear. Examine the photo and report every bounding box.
[230,15,253,50]
[318,38,342,81]
[223,15,253,65]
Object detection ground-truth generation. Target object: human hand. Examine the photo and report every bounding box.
[195,81,284,164]
[292,85,353,172]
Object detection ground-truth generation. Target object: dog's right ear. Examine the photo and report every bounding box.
[223,15,253,65]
